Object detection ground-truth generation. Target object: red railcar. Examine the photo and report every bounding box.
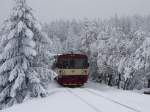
[54,53,89,86]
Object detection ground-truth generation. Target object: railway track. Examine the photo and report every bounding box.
[82,88,141,112]
[66,88,142,112]
[66,88,103,112]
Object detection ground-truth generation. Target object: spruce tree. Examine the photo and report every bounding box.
[0,0,49,108]
[80,19,98,79]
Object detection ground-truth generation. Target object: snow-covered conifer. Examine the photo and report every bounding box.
[80,19,98,55]
[0,0,50,108]
[80,19,99,78]
[63,26,80,52]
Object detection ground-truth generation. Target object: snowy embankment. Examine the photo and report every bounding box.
[2,82,150,112]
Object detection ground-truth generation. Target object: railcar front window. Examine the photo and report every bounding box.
[70,59,88,69]
[57,58,88,69]
[74,59,84,68]
[57,59,69,69]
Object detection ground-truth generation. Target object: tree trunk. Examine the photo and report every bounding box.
[148,80,150,88]
[117,74,121,89]
[108,75,112,86]
[124,78,129,90]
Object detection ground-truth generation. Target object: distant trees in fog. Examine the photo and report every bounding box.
[43,15,150,90]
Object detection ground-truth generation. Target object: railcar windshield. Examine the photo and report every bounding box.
[56,58,89,69]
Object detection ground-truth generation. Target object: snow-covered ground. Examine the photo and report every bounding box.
[2,81,150,112]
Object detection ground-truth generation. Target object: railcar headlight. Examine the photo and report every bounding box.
[59,70,62,74]
[82,70,87,74]
[62,70,65,74]
[58,70,65,75]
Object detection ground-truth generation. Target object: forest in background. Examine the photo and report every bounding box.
[43,15,150,90]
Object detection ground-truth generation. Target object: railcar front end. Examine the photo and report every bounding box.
[54,54,89,86]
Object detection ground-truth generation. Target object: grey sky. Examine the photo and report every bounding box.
[0,0,150,24]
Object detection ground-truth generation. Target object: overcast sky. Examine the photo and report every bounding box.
[0,0,150,24]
